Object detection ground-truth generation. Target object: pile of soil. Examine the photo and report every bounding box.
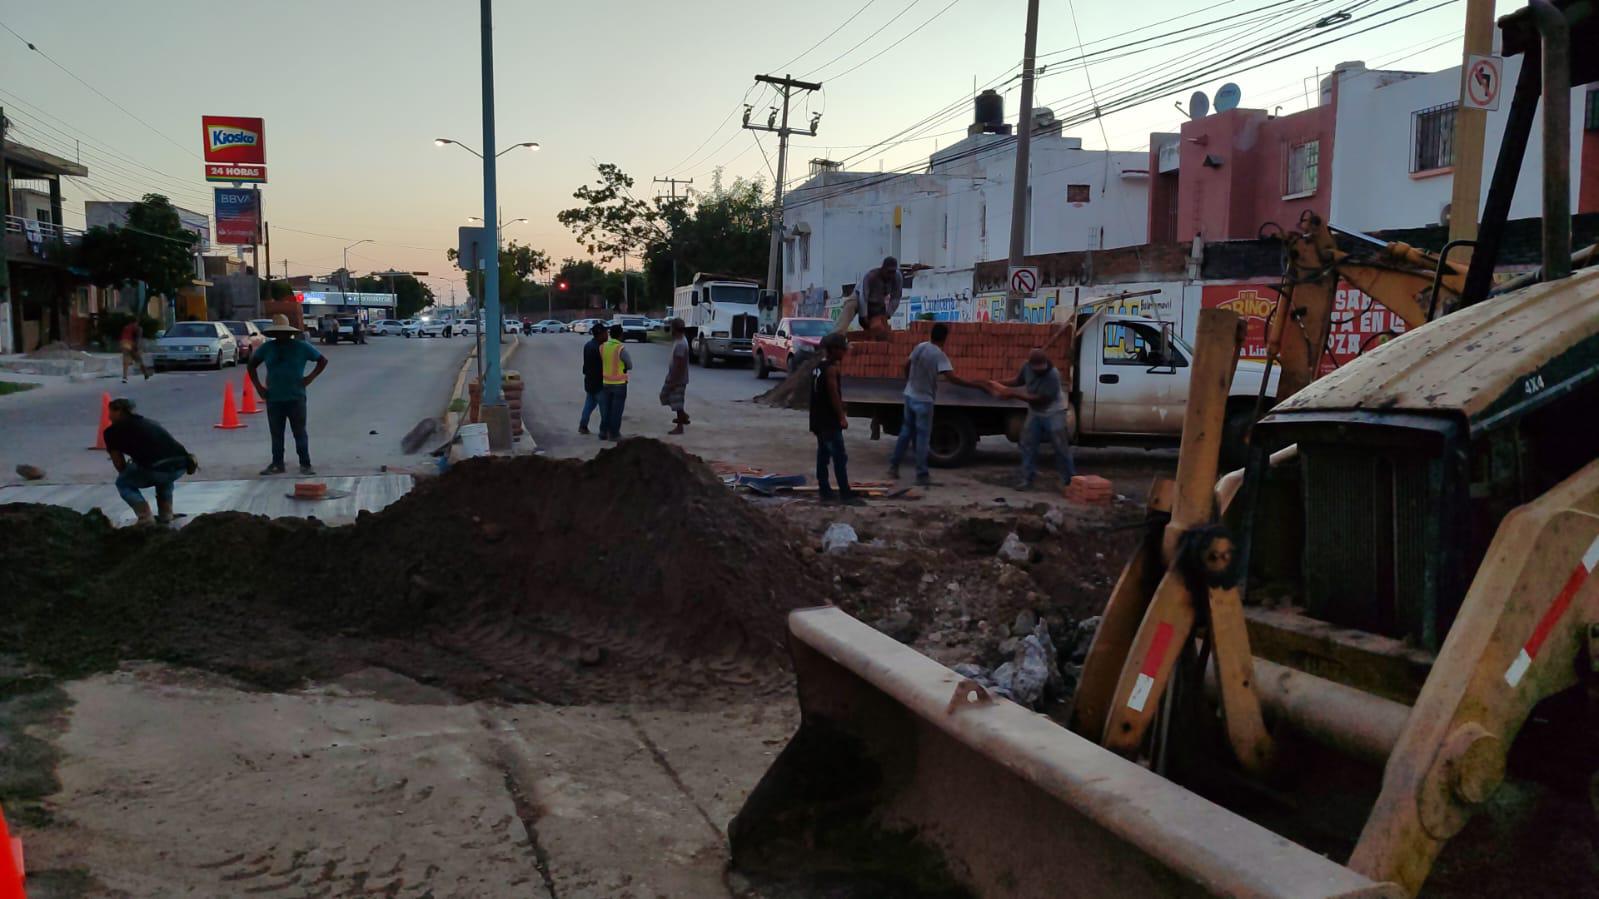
[1,440,833,705]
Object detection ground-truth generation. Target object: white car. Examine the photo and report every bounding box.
[402,319,453,338]
[528,319,568,333]
[150,321,239,370]
[502,318,521,335]
[369,319,405,336]
[454,319,482,336]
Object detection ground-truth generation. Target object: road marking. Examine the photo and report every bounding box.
[1505,535,1599,687]
[1127,621,1175,712]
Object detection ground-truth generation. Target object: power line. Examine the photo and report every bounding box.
[773,0,885,72]
[801,0,928,79]
[820,0,966,83]
[0,19,201,160]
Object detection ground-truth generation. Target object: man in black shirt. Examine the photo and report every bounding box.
[102,398,197,525]
[579,323,607,435]
[809,333,862,505]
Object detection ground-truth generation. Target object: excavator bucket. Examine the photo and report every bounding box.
[729,606,1400,898]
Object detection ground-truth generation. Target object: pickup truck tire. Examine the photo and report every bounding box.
[754,352,770,379]
[928,413,978,468]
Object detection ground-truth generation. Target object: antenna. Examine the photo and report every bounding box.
[1215,83,1242,112]
[1188,91,1211,119]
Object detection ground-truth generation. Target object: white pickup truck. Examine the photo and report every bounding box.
[842,309,1278,468]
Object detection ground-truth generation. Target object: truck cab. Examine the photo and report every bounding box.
[673,273,764,366]
[753,316,831,379]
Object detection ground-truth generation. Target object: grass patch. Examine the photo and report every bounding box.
[0,381,40,396]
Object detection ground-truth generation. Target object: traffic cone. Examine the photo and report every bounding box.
[213,383,247,430]
[88,392,112,450]
[0,804,24,899]
[239,375,262,414]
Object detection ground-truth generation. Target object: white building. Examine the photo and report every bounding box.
[1328,57,1595,232]
[781,100,1150,324]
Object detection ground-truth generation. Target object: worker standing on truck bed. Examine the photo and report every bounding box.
[810,333,862,505]
[988,348,1076,490]
[855,257,902,341]
[889,322,983,487]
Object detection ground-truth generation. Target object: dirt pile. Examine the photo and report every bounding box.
[1,440,832,704]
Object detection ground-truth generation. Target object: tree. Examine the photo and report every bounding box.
[556,164,665,266]
[77,194,200,305]
[445,240,549,314]
[643,169,769,301]
[354,273,435,319]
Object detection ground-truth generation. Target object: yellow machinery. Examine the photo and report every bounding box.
[731,2,1598,895]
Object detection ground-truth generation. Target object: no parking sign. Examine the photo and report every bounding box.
[1008,265,1039,295]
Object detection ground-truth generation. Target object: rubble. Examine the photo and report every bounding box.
[14,464,44,481]
[997,532,1032,563]
[821,522,859,553]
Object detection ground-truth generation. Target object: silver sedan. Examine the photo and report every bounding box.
[151,321,239,370]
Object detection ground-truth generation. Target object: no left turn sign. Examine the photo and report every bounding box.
[1464,54,1502,111]
[1009,265,1039,295]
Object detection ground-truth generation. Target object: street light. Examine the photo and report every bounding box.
[341,239,373,304]
[434,138,540,159]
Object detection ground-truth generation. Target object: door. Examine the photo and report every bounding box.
[1090,319,1188,435]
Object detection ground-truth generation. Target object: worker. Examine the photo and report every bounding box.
[660,318,691,435]
[855,257,903,340]
[597,322,633,442]
[888,322,983,486]
[988,348,1076,490]
[118,317,152,383]
[249,314,329,476]
[579,323,606,435]
[102,397,197,526]
[810,333,862,505]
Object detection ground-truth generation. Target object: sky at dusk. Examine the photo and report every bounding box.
[2,0,1487,301]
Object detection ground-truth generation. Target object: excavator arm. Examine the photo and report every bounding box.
[1267,215,1468,401]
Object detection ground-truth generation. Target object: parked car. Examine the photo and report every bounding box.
[250,317,276,334]
[502,318,521,335]
[650,318,668,332]
[369,319,406,336]
[611,316,651,342]
[570,318,595,335]
[151,321,239,371]
[753,316,832,379]
[221,319,266,362]
[455,318,482,336]
[402,318,453,338]
[529,319,568,333]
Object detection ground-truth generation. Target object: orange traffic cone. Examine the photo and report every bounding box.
[239,375,262,414]
[213,383,247,430]
[0,804,24,899]
[88,391,112,450]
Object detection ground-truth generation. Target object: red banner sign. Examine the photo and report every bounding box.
[201,115,266,165]
[205,163,267,183]
[1201,282,1410,375]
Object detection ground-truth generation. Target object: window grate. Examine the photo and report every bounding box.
[1286,141,1319,195]
[1412,102,1457,172]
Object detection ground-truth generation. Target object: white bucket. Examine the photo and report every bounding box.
[459,422,490,458]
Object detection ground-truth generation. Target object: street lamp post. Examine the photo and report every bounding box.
[342,239,372,307]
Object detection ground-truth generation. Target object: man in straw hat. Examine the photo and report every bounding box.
[103,397,196,525]
[247,315,329,476]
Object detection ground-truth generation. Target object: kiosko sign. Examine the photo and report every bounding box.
[201,115,266,165]
[214,187,261,246]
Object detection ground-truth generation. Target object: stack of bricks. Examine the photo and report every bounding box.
[1063,475,1113,505]
[839,320,1076,385]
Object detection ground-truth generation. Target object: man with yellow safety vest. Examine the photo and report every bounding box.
[597,323,634,441]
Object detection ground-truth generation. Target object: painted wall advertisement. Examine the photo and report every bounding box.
[214,187,260,246]
[1201,283,1409,372]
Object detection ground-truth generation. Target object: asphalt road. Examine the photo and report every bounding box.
[1,334,470,485]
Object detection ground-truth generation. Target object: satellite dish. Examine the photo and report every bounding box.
[1215,82,1242,112]
[1188,91,1211,119]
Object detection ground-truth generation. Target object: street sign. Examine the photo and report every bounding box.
[457,226,488,270]
[214,187,260,245]
[1008,265,1039,295]
[201,115,266,165]
[1463,55,1502,111]
[205,163,267,183]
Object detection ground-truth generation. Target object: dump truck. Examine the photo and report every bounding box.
[731,3,1599,895]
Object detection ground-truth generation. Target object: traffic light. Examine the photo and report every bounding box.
[557,280,569,291]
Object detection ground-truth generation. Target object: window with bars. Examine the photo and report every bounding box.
[1412,102,1457,172]
[1285,141,1319,196]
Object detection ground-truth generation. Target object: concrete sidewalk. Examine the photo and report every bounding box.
[0,473,414,526]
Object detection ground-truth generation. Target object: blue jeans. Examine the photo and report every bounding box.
[266,398,311,467]
[599,384,627,437]
[115,462,182,509]
[889,397,934,478]
[580,390,600,430]
[815,430,851,498]
[1020,411,1076,484]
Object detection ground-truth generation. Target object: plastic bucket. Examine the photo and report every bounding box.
[459,422,490,458]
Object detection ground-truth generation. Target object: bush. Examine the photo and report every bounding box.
[97,311,161,347]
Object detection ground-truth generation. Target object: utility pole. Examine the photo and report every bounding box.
[1446,0,1496,252]
[654,176,692,290]
[1007,0,1041,321]
[479,0,504,407]
[262,221,271,317]
[744,74,822,300]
